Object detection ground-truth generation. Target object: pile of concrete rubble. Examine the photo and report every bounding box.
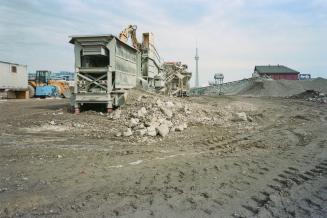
[109,90,230,138]
[291,90,327,103]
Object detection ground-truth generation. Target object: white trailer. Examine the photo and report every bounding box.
[0,61,29,99]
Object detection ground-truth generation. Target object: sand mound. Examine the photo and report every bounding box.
[237,78,327,97]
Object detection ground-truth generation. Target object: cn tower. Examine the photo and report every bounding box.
[195,46,199,87]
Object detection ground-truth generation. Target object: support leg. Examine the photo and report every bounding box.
[107,108,113,113]
[107,101,113,113]
[74,104,80,115]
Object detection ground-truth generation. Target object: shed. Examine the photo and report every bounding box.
[0,61,29,99]
[0,61,28,90]
[253,65,300,80]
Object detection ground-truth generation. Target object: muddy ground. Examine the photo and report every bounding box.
[0,96,326,218]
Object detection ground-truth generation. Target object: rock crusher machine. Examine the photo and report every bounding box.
[69,26,163,114]
[69,34,141,114]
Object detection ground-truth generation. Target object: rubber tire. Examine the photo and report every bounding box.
[28,85,35,98]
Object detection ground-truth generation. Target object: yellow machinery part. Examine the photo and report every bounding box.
[48,80,71,98]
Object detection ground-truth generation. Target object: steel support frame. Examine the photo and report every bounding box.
[74,67,114,114]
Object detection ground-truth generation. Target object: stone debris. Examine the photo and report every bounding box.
[291,90,327,104]
[156,124,169,137]
[0,188,8,193]
[123,128,133,137]
[160,106,173,118]
[231,112,248,122]
[17,88,257,141]
[111,89,253,139]
[175,123,187,132]
[135,128,147,136]
[164,101,175,108]
[72,123,85,128]
[146,126,157,137]
[137,107,147,117]
[129,118,139,128]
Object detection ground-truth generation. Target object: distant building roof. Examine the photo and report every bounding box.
[255,65,299,74]
[0,60,27,66]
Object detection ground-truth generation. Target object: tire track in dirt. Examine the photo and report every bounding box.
[237,160,327,217]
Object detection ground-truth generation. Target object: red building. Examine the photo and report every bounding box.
[253,65,300,80]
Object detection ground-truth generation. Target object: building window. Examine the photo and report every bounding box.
[11,66,17,73]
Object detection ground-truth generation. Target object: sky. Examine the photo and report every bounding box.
[0,0,326,86]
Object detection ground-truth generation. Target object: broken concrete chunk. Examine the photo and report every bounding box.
[161,120,173,128]
[156,124,169,137]
[145,121,158,128]
[135,128,147,136]
[0,188,8,193]
[147,126,157,137]
[148,119,160,128]
[134,123,145,130]
[164,101,174,109]
[72,123,85,128]
[231,112,248,122]
[129,118,139,128]
[137,107,147,117]
[156,99,163,106]
[123,128,133,137]
[174,123,186,132]
[160,107,173,118]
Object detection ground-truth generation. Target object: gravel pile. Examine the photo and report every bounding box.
[240,78,327,97]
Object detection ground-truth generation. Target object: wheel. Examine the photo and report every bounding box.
[28,85,35,98]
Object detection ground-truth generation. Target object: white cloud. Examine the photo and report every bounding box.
[0,0,326,84]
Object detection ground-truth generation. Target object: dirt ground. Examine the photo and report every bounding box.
[0,96,326,218]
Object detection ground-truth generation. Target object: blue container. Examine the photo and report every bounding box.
[35,86,58,97]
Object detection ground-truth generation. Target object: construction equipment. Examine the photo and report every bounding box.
[114,25,194,96]
[161,62,192,96]
[69,25,165,113]
[118,25,142,50]
[28,71,71,98]
[118,25,162,89]
[119,25,165,89]
[69,25,192,113]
